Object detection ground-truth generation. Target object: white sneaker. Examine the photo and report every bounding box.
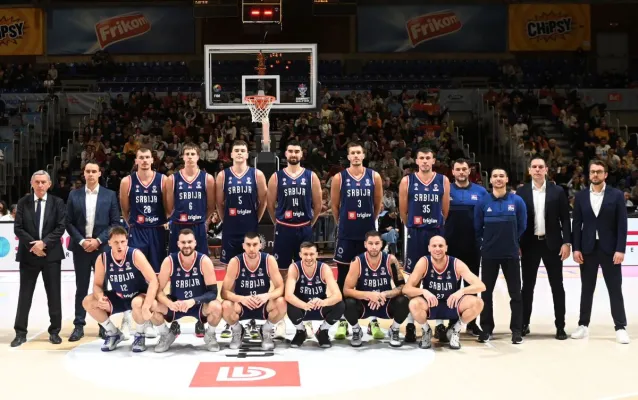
[144,321,157,339]
[616,329,631,344]
[120,312,132,340]
[304,321,314,338]
[571,325,589,339]
[275,320,286,339]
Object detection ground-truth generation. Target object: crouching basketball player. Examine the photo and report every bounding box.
[82,226,159,352]
[285,242,345,348]
[221,232,287,350]
[151,229,223,353]
[343,231,409,348]
[404,236,485,350]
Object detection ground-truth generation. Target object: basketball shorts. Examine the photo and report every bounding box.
[128,226,167,273]
[104,289,146,315]
[427,295,465,320]
[272,223,313,270]
[334,238,365,265]
[221,234,245,264]
[170,222,209,255]
[405,227,444,274]
[359,299,393,320]
[239,304,269,321]
[164,304,206,323]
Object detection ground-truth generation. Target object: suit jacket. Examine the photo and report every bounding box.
[517,181,571,251]
[14,193,66,264]
[573,185,627,255]
[66,185,120,253]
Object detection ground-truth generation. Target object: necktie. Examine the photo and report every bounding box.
[35,198,42,239]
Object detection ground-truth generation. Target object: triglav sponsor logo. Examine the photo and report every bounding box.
[95,12,151,50]
[406,10,463,47]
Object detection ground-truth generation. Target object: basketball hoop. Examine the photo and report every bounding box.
[245,94,275,152]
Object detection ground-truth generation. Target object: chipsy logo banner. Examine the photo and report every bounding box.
[357,5,507,53]
[0,8,43,55]
[508,4,591,51]
[47,7,194,55]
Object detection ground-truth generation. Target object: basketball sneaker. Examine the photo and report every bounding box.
[404,323,417,343]
[220,324,232,339]
[274,320,286,339]
[316,328,332,348]
[435,324,449,343]
[369,319,385,340]
[291,329,307,348]
[418,325,432,349]
[261,325,275,351]
[229,324,244,350]
[204,329,220,352]
[101,329,124,352]
[334,320,348,340]
[120,312,132,340]
[144,321,157,339]
[195,321,205,338]
[449,329,461,350]
[155,323,179,353]
[305,321,315,338]
[131,333,146,353]
[249,319,260,339]
[389,328,402,348]
[466,321,481,337]
[350,327,363,347]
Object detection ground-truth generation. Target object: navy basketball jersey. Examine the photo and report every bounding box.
[128,172,167,227]
[275,168,314,225]
[103,247,148,298]
[223,167,259,235]
[355,252,393,292]
[407,172,444,229]
[172,170,207,225]
[169,251,206,300]
[234,252,271,296]
[421,255,459,301]
[338,168,376,240]
[292,260,327,303]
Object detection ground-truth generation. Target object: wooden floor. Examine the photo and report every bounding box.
[1,267,637,400]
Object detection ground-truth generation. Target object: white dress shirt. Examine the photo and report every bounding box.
[33,193,47,239]
[82,185,100,244]
[590,183,606,239]
[532,180,546,236]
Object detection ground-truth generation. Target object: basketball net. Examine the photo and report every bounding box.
[246,52,274,152]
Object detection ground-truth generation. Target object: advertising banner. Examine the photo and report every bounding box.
[0,7,43,55]
[0,223,75,271]
[47,7,195,55]
[508,4,591,51]
[357,5,507,53]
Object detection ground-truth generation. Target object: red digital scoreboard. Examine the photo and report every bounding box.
[242,0,282,24]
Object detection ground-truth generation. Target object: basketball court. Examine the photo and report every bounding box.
[1,268,636,400]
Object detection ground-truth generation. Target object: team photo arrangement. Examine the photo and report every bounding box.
[11,139,630,352]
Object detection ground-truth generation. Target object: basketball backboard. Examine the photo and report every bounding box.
[204,43,318,112]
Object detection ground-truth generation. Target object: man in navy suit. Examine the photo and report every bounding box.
[572,160,630,344]
[66,162,120,341]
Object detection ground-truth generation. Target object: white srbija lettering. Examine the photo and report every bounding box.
[346,189,372,197]
[110,272,135,283]
[299,286,325,296]
[363,277,390,288]
[239,279,266,289]
[228,186,253,194]
[175,278,201,289]
[135,195,159,203]
[179,192,203,200]
[284,188,306,196]
[413,193,440,202]
[428,281,453,291]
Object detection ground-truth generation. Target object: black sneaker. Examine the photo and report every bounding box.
[435,324,449,343]
[195,321,205,338]
[170,321,181,337]
[522,325,530,337]
[316,329,332,348]
[466,321,481,337]
[478,331,492,343]
[404,323,417,343]
[290,329,307,348]
[512,332,523,344]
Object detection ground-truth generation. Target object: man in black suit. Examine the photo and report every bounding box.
[11,170,67,347]
[572,160,630,344]
[66,162,120,341]
[517,156,571,340]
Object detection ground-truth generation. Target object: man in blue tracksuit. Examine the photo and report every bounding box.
[474,167,527,345]
[442,159,489,338]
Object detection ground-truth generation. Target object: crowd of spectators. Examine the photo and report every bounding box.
[0,63,61,93]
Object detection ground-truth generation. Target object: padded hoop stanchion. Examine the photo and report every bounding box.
[245,95,275,152]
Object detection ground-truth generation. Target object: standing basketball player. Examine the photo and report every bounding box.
[331,142,382,339]
[120,148,167,337]
[82,227,158,352]
[285,241,345,348]
[399,147,450,342]
[151,229,223,353]
[404,236,485,350]
[165,143,216,337]
[267,140,322,337]
[343,231,409,348]
[221,232,287,350]
[216,140,267,338]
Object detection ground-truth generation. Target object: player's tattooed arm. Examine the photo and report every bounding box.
[383,255,405,299]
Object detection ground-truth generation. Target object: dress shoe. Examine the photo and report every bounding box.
[10,335,27,347]
[49,333,62,344]
[555,328,568,340]
[522,325,530,337]
[68,326,84,342]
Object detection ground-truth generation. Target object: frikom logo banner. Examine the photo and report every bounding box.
[0,8,43,55]
[47,6,194,55]
[508,4,591,51]
[357,5,507,53]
